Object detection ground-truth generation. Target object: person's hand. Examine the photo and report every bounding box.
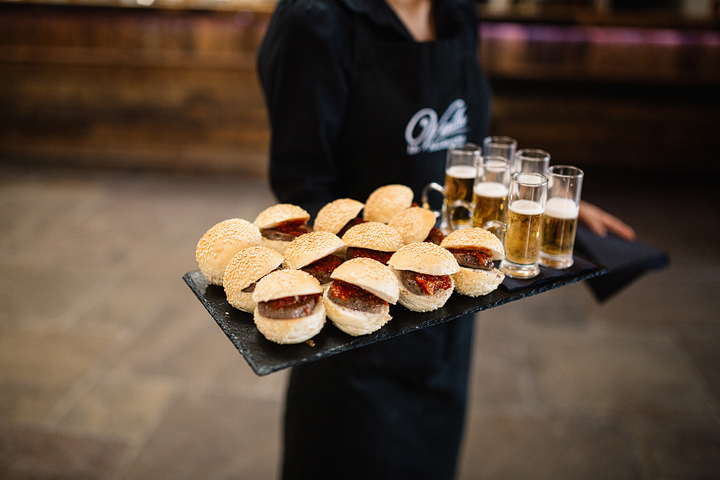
[578,200,636,242]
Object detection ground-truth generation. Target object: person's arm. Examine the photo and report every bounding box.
[257,1,352,218]
[578,200,636,241]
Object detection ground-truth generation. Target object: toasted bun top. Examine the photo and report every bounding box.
[224,246,284,290]
[253,204,310,229]
[196,218,262,267]
[388,242,460,276]
[363,184,414,223]
[440,227,505,260]
[341,222,404,252]
[331,257,399,304]
[283,231,345,269]
[313,198,365,234]
[388,206,437,245]
[252,269,322,303]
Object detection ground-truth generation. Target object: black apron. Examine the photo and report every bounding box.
[335,19,490,203]
[283,16,491,480]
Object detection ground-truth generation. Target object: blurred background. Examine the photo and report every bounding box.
[1,0,719,478]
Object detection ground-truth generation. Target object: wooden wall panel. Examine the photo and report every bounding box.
[1,4,719,176]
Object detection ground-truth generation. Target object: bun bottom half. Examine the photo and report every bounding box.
[260,237,291,255]
[323,289,391,336]
[253,301,326,344]
[453,267,505,297]
[391,268,454,312]
[226,290,255,314]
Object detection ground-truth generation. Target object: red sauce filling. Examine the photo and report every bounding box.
[413,272,452,296]
[328,280,385,304]
[275,220,312,236]
[308,254,344,273]
[345,247,393,265]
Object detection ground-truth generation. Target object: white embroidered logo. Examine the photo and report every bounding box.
[405,99,468,155]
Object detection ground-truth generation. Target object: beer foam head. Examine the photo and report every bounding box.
[509,199,544,215]
[515,173,545,185]
[545,197,579,219]
[446,164,477,179]
[474,181,508,198]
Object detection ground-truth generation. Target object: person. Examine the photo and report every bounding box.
[256,0,635,479]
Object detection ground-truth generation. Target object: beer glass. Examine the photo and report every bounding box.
[482,135,517,163]
[447,156,510,232]
[422,143,480,231]
[539,165,584,269]
[485,173,547,279]
[513,148,550,176]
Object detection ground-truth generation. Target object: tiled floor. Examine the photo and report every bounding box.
[1,165,718,479]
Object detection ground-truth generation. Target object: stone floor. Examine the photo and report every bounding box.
[0,164,718,479]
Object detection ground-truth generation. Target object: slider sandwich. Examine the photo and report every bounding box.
[313,198,366,237]
[282,231,345,289]
[252,269,325,344]
[223,245,284,313]
[341,221,404,265]
[253,203,312,254]
[196,218,261,286]
[363,184,414,223]
[388,206,445,245]
[440,228,505,297]
[323,257,400,336]
[388,242,459,312]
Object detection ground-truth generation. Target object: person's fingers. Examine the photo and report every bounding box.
[578,201,636,241]
[578,201,607,237]
[602,212,636,242]
[585,213,608,237]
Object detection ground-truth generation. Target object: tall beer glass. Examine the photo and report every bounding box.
[540,165,584,269]
[422,143,480,231]
[482,135,517,163]
[513,148,550,177]
[471,156,510,230]
[500,173,547,279]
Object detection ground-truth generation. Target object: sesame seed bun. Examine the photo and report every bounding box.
[253,204,310,229]
[252,269,322,304]
[363,184,414,223]
[323,258,399,336]
[195,218,262,286]
[313,198,365,234]
[251,269,325,344]
[387,242,459,276]
[341,222,404,253]
[440,227,505,260]
[323,289,391,336]
[254,300,326,345]
[451,266,505,297]
[390,272,455,313]
[282,231,345,270]
[330,257,399,304]
[388,206,438,245]
[223,246,284,313]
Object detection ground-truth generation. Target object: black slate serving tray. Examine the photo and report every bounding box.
[184,255,605,376]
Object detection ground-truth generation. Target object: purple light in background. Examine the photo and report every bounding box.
[235,9,254,27]
[481,22,720,47]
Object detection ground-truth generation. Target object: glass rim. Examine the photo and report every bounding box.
[449,143,481,155]
[549,165,584,178]
[515,148,551,160]
[484,135,518,147]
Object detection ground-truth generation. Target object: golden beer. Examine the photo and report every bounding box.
[471,181,508,228]
[445,164,475,228]
[540,197,579,268]
[504,200,544,265]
